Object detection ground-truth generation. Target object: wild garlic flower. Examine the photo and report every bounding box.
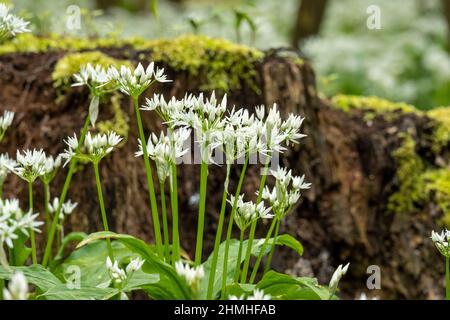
[0,153,15,185]
[228,195,273,231]
[39,154,62,184]
[72,63,112,92]
[431,230,450,257]
[106,257,144,290]
[0,4,30,42]
[329,263,350,295]
[175,261,204,292]
[135,128,191,182]
[0,110,14,141]
[3,272,28,300]
[261,166,311,215]
[0,198,43,248]
[48,197,78,221]
[8,149,47,183]
[142,94,187,124]
[229,289,271,300]
[61,131,123,165]
[107,62,170,97]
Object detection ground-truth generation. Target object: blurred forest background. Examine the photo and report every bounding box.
[5,0,450,109]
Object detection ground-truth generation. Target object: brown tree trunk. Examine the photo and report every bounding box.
[291,0,328,47]
[0,44,446,299]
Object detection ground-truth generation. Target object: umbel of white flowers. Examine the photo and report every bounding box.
[47,197,78,222]
[228,194,273,231]
[329,263,350,296]
[0,4,30,42]
[105,257,144,292]
[0,199,43,249]
[431,230,450,258]
[3,272,28,300]
[0,110,14,141]
[61,131,123,165]
[175,261,205,292]
[40,155,62,184]
[229,288,272,300]
[0,153,15,186]
[7,149,47,183]
[135,128,191,182]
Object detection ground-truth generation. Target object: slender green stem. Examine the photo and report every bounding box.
[249,216,278,283]
[28,182,37,265]
[0,183,3,199]
[206,171,230,299]
[234,228,245,283]
[170,162,180,264]
[43,114,91,267]
[446,256,450,300]
[220,154,249,297]
[240,155,271,283]
[160,182,170,262]
[264,218,281,274]
[133,96,163,258]
[44,183,50,235]
[195,161,208,265]
[93,162,114,260]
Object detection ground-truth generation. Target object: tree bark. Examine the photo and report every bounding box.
[291,0,328,47]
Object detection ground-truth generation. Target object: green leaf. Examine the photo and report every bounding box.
[274,234,304,256]
[123,270,159,292]
[149,0,159,18]
[39,285,118,300]
[11,233,31,266]
[0,265,62,292]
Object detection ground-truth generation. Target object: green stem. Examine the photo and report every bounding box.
[0,182,3,198]
[446,256,450,300]
[28,182,37,265]
[249,216,278,284]
[160,182,170,262]
[195,161,208,265]
[44,183,50,235]
[93,162,114,260]
[234,228,245,283]
[206,171,230,299]
[264,218,281,274]
[240,155,271,283]
[43,114,90,267]
[133,96,163,258]
[220,154,249,297]
[170,163,180,264]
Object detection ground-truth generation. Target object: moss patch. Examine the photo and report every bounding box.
[423,169,450,226]
[1,33,264,92]
[97,93,130,138]
[428,107,450,154]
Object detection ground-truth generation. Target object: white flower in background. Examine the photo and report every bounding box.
[72,63,113,94]
[228,194,272,231]
[107,62,170,97]
[175,261,204,291]
[228,294,245,300]
[0,4,30,42]
[261,166,311,216]
[3,272,28,300]
[7,149,47,183]
[0,110,14,141]
[48,197,78,221]
[106,257,144,291]
[0,153,15,185]
[40,154,62,184]
[0,198,43,248]
[329,263,350,295]
[431,230,450,258]
[135,128,191,182]
[229,289,271,300]
[358,292,379,300]
[142,94,187,124]
[61,131,123,165]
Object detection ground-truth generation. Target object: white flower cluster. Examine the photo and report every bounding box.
[107,62,170,97]
[2,272,28,300]
[40,154,62,184]
[329,263,350,295]
[135,128,191,182]
[229,289,271,300]
[72,63,112,94]
[8,149,47,183]
[0,4,30,42]
[431,230,450,258]
[228,195,272,231]
[61,131,123,165]
[261,166,311,215]
[0,153,15,185]
[48,197,78,221]
[106,257,144,289]
[175,261,205,291]
[0,110,14,141]
[0,199,43,248]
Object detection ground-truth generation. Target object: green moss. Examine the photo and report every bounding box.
[52,51,131,89]
[388,133,425,214]
[423,169,450,227]
[428,107,450,153]
[97,93,130,138]
[331,95,417,115]
[1,33,264,92]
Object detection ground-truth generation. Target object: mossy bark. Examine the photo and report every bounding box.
[0,44,448,299]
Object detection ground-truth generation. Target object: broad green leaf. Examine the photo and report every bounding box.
[39,284,118,300]
[11,233,31,266]
[274,234,304,256]
[123,270,159,292]
[0,265,62,292]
